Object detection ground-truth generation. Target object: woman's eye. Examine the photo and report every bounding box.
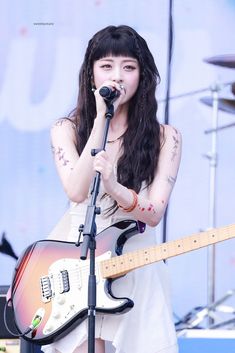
[100,64,112,69]
[124,65,136,71]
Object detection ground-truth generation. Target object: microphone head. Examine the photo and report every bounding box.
[99,86,120,101]
[99,86,112,98]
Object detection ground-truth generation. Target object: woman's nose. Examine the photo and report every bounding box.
[111,67,123,83]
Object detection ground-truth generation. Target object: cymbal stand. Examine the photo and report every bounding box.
[205,122,235,134]
[166,80,235,331]
[175,82,235,332]
[175,289,235,331]
[203,83,235,328]
[204,82,220,325]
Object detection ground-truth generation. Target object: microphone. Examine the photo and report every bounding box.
[99,86,120,101]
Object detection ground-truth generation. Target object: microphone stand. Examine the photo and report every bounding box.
[77,101,114,353]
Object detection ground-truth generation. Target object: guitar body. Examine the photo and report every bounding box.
[10,220,141,345]
[10,217,234,345]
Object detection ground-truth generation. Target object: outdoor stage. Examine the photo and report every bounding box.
[178,329,235,353]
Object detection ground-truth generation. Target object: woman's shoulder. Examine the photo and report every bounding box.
[160,123,182,145]
[51,117,77,142]
[51,117,77,130]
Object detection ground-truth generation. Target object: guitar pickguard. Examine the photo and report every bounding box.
[42,251,126,336]
[9,220,139,344]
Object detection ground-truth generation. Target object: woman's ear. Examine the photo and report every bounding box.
[90,74,96,92]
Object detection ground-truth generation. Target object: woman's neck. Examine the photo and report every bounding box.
[109,104,128,133]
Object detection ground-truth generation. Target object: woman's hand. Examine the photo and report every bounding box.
[93,81,126,118]
[93,150,118,195]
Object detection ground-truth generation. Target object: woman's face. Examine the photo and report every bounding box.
[93,55,140,104]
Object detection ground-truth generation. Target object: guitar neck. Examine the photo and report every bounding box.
[100,224,235,279]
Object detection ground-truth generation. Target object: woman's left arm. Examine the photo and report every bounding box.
[143,124,182,226]
[94,124,182,227]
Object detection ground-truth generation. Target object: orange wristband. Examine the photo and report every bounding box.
[118,189,138,212]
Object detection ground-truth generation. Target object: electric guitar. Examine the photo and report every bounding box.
[8,219,235,345]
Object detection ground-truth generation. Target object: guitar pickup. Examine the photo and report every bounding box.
[58,270,70,294]
[40,275,53,303]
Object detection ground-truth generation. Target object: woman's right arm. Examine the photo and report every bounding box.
[51,116,105,203]
[51,80,126,202]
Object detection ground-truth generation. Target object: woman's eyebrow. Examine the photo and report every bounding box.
[98,58,138,63]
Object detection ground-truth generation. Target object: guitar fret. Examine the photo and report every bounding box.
[100,223,235,279]
[11,220,235,345]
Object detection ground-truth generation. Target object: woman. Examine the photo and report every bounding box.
[45,25,181,353]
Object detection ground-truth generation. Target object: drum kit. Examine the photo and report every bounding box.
[177,54,235,331]
[201,54,235,129]
[201,54,235,319]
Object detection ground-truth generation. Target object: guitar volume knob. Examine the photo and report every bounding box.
[52,311,61,319]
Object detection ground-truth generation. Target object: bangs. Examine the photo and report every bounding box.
[92,36,138,62]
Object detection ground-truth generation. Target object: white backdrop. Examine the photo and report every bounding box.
[1,0,235,323]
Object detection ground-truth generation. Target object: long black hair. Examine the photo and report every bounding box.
[71,25,162,205]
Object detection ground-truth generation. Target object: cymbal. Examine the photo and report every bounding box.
[204,54,235,68]
[200,97,235,115]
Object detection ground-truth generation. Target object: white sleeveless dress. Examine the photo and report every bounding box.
[42,185,178,353]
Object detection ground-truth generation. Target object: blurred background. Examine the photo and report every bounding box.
[1,0,235,332]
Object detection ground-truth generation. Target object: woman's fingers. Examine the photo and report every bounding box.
[93,151,113,180]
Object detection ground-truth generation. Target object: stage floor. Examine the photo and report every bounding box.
[178,329,235,353]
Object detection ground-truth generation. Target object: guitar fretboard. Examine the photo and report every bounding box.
[100,224,235,279]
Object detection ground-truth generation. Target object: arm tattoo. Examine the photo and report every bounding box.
[51,145,70,167]
[171,130,180,162]
[167,175,176,186]
[52,118,76,130]
[137,202,157,214]
[52,118,67,127]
